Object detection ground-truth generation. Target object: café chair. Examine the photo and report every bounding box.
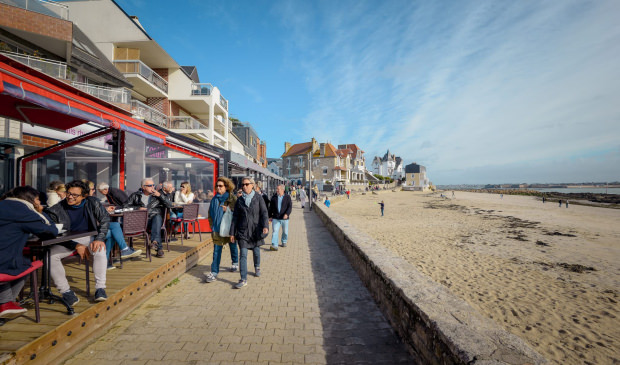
[0,260,43,323]
[122,210,151,261]
[170,203,201,245]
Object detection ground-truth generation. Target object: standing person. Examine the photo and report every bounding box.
[542,195,546,204]
[378,200,385,216]
[256,185,270,211]
[123,178,173,258]
[291,188,297,201]
[346,190,350,199]
[451,191,455,199]
[204,177,239,283]
[0,186,58,319]
[174,182,194,239]
[324,196,331,208]
[269,185,292,250]
[45,180,110,303]
[46,181,66,207]
[97,182,129,206]
[298,186,307,209]
[558,199,562,207]
[566,200,569,208]
[229,177,269,289]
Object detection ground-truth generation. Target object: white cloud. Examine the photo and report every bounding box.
[275,0,620,184]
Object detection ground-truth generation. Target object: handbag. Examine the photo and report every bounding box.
[219,209,232,237]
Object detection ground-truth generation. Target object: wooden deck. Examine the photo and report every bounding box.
[0,235,213,365]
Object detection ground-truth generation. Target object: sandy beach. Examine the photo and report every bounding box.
[331,191,620,364]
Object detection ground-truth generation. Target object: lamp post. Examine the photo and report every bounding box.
[308,150,313,211]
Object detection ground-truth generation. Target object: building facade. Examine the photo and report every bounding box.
[404,163,430,191]
[371,149,403,180]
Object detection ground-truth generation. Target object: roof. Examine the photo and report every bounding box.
[405,163,425,174]
[333,166,346,171]
[315,143,337,158]
[338,144,362,156]
[181,66,200,83]
[282,142,312,157]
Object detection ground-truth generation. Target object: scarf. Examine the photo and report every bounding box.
[242,190,255,207]
[208,192,229,232]
[5,197,51,225]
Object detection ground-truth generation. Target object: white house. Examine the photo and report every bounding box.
[371,150,403,179]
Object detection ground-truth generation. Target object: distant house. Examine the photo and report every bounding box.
[404,163,430,191]
[337,144,367,184]
[371,150,403,179]
[267,158,282,176]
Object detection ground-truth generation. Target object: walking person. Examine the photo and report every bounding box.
[558,199,562,207]
[299,186,307,209]
[229,177,269,289]
[566,200,569,208]
[378,200,385,216]
[269,185,292,251]
[204,177,239,283]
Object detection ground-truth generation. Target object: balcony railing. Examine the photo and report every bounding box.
[1,51,66,79]
[191,83,212,96]
[0,0,69,20]
[131,100,168,128]
[213,135,227,149]
[169,115,208,131]
[71,82,131,105]
[114,60,168,94]
[220,94,228,111]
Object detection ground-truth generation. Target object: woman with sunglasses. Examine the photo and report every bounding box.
[204,177,239,283]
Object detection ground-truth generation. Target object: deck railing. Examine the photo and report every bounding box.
[71,82,131,105]
[191,82,212,96]
[1,51,66,79]
[114,60,168,94]
[131,100,168,128]
[169,115,207,131]
[220,94,228,111]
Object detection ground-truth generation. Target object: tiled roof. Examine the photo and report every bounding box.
[282,142,312,157]
[315,143,337,157]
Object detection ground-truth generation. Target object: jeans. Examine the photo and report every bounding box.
[239,246,260,281]
[211,241,239,276]
[271,219,289,247]
[105,222,128,259]
[148,214,163,250]
[381,208,384,216]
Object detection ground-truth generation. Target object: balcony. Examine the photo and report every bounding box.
[219,94,228,111]
[114,60,168,97]
[191,83,212,96]
[213,134,227,149]
[1,51,66,79]
[0,0,69,20]
[214,116,228,136]
[131,100,168,128]
[71,82,131,105]
[168,115,208,131]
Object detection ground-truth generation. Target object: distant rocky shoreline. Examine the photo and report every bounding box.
[454,189,620,207]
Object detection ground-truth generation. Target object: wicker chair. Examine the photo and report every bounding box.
[122,210,151,261]
[171,204,201,245]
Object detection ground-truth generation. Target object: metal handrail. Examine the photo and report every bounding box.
[114,60,168,94]
[1,51,67,79]
[131,99,168,128]
[191,83,212,96]
[0,0,69,20]
[219,94,228,111]
[71,82,131,104]
[169,115,208,130]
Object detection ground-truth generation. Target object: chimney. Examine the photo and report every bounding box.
[284,142,291,154]
[320,143,326,157]
[311,138,318,153]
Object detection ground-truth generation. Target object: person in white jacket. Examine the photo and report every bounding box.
[174,182,194,239]
[46,181,66,207]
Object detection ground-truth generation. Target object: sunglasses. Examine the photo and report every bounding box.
[143,184,155,187]
[242,183,253,186]
[216,184,225,188]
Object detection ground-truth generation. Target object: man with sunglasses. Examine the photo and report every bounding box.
[45,180,110,303]
[123,178,173,258]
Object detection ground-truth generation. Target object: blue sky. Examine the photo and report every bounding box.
[115,0,620,185]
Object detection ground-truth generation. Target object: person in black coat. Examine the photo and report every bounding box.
[97,183,129,206]
[229,177,269,289]
[0,186,58,319]
[268,184,292,250]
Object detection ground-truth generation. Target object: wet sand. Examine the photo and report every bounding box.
[331,191,620,364]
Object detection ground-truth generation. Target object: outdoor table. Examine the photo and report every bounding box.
[27,230,97,315]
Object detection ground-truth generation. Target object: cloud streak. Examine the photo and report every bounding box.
[274,0,620,184]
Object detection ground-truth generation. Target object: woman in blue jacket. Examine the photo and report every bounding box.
[0,186,58,319]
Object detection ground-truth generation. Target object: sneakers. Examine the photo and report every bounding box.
[156,249,165,258]
[234,280,247,289]
[270,246,278,251]
[61,290,79,306]
[0,301,27,319]
[230,263,239,272]
[205,272,217,283]
[106,262,116,270]
[94,288,107,302]
[255,267,261,277]
[120,247,142,259]
[281,243,287,248]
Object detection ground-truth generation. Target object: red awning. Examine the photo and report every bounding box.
[0,54,166,143]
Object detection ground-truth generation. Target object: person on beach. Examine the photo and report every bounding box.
[346,190,350,199]
[558,199,562,207]
[500,194,503,199]
[204,177,239,283]
[451,191,455,198]
[542,196,546,204]
[268,184,292,250]
[229,177,269,289]
[566,200,569,208]
[378,200,385,216]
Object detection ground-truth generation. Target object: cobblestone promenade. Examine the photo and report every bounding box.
[65,206,413,364]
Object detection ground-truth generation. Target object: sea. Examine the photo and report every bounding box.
[532,188,620,195]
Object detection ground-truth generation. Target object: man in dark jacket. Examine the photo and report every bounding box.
[45,180,110,304]
[97,182,128,206]
[123,178,173,258]
[230,177,269,289]
[268,184,292,250]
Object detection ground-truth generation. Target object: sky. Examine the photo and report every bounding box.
[114,0,620,185]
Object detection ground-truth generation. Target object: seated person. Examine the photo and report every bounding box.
[0,186,58,319]
[123,178,172,258]
[46,180,66,207]
[45,181,110,304]
[97,182,129,206]
[174,182,194,239]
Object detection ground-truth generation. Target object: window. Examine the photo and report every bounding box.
[322,167,328,175]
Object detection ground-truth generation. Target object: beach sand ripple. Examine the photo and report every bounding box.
[332,191,620,365]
